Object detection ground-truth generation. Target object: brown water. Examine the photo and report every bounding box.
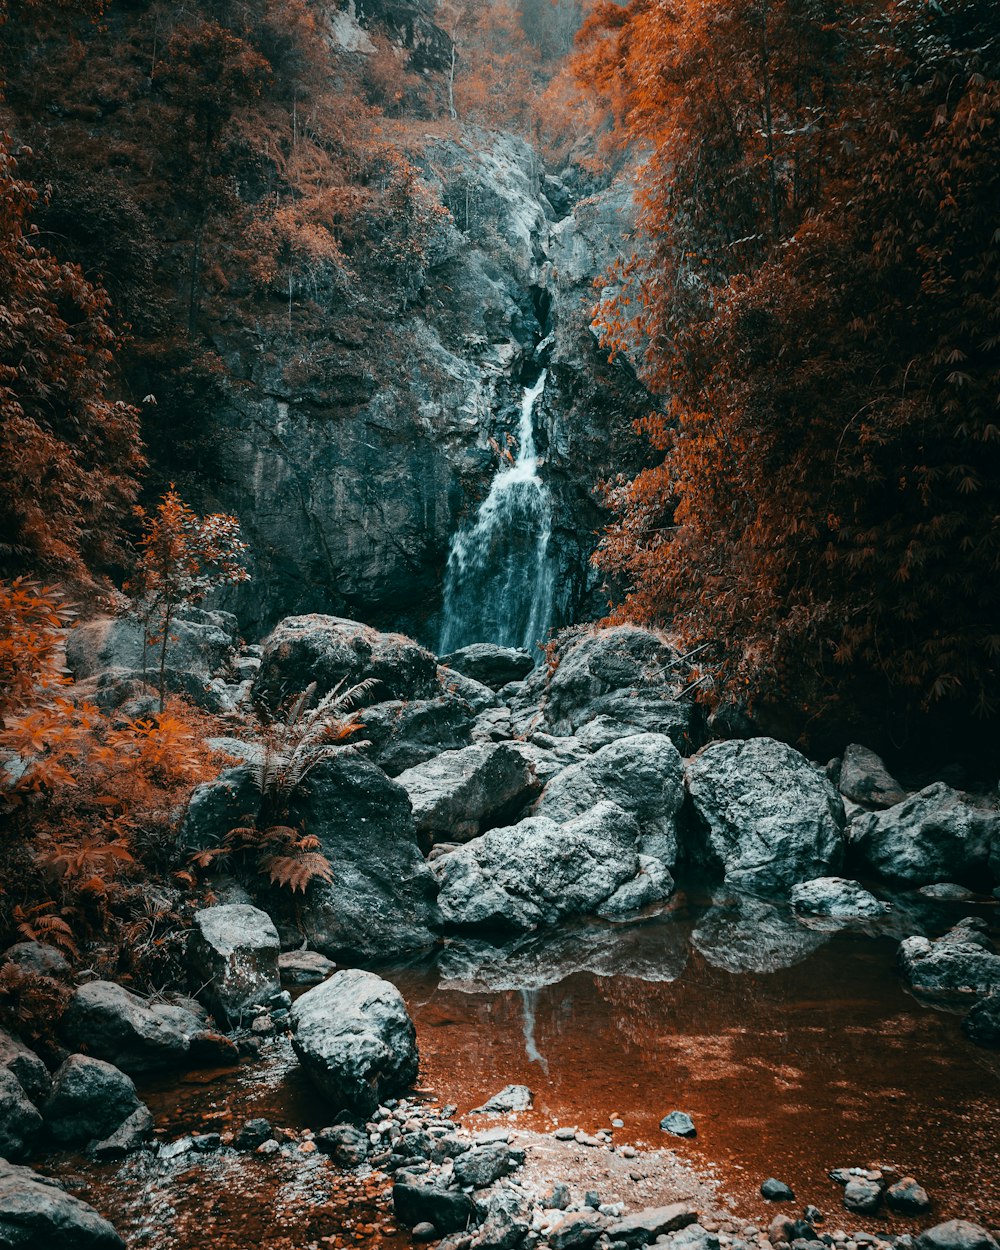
[42,890,1000,1247]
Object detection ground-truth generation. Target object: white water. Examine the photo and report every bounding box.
[438,372,555,655]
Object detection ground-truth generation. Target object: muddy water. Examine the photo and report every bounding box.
[42,891,1000,1248]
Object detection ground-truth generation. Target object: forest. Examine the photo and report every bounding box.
[0,3,999,1249]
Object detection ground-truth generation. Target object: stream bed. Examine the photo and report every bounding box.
[41,890,1000,1249]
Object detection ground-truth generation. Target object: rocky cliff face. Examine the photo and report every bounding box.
[200,8,648,646]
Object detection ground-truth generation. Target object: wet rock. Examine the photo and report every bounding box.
[898,918,1000,998]
[852,784,999,887]
[916,1224,998,1250]
[918,884,974,901]
[359,696,475,775]
[392,1182,476,1235]
[769,1217,798,1244]
[252,615,438,711]
[660,1111,696,1138]
[397,743,538,843]
[433,802,650,931]
[189,904,281,1026]
[89,1106,154,1160]
[234,1118,274,1151]
[43,1055,146,1147]
[685,739,845,895]
[843,1180,882,1215]
[962,992,1000,1046]
[761,1179,796,1202]
[438,668,500,715]
[412,1222,438,1242]
[837,746,906,809]
[471,1084,533,1113]
[790,878,889,919]
[452,1142,517,1187]
[0,1067,43,1160]
[606,1204,698,1248]
[0,1026,50,1104]
[598,856,675,918]
[278,949,336,986]
[1,941,70,978]
[803,1207,824,1225]
[290,969,418,1115]
[440,645,534,690]
[549,1211,610,1249]
[0,1156,125,1248]
[533,733,685,868]
[62,982,195,1076]
[668,1225,721,1250]
[886,1178,931,1215]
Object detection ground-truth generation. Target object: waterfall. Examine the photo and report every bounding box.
[438,372,554,656]
[520,988,549,1073]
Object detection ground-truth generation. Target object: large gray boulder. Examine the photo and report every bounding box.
[1,942,70,979]
[396,743,538,842]
[532,733,684,868]
[916,1222,998,1250]
[61,981,197,1076]
[0,1069,43,1161]
[511,626,700,751]
[252,615,438,710]
[898,918,1000,999]
[182,754,440,959]
[837,744,907,808]
[357,695,474,775]
[0,1027,50,1105]
[433,802,669,931]
[685,738,845,895]
[439,644,534,690]
[290,969,418,1115]
[790,877,890,919]
[0,1157,124,1249]
[188,904,281,1026]
[852,783,999,887]
[66,612,234,681]
[42,1055,146,1148]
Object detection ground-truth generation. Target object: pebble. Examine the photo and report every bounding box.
[412,1223,437,1242]
[574,1131,604,1147]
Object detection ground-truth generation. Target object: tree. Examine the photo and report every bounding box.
[129,487,250,710]
[580,0,1000,749]
[0,137,143,584]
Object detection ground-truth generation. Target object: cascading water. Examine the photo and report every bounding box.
[438,372,555,655]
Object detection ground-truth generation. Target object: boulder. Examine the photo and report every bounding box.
[437,667,500,713]
[290,969,418,1115]
[533,733,684,868]
[188,904,281,1025]
[439,644,534,690]
[1,941,70,979]
[568,694,700,754]
[183,754,440,959]
[433,802,663,931]
[852,784,999,887]
[886,1177,931,1215]
[66,613,234,682]
[43,1055,145,1147]
[837,744,907,808]
[357,696,474,776]
[916,1223,998,1250]
[685,738,845,895]
[919,883,975,901]
[392,1182,475,1235]
[470,1084,532,1113]
[606,1204,698,1249]
[761,1179,795,1202]
[61,981,197,1075]
[0,1027,50,1104]
[898,919,1000,998]
[963,992,1000,1046]
[252,615,438,711]
[790,878,889,919]
[598,855,675,917]
[396,744,538,843]
[0,1068,43,1161]
[315,1124,369,1166]
[548,1212,610,1250]
[843,1178,882,1214]
[278,950,336,987]
[0,1157,125,1249]
[452,1142,518,1188]
[89,1106,154,1161]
